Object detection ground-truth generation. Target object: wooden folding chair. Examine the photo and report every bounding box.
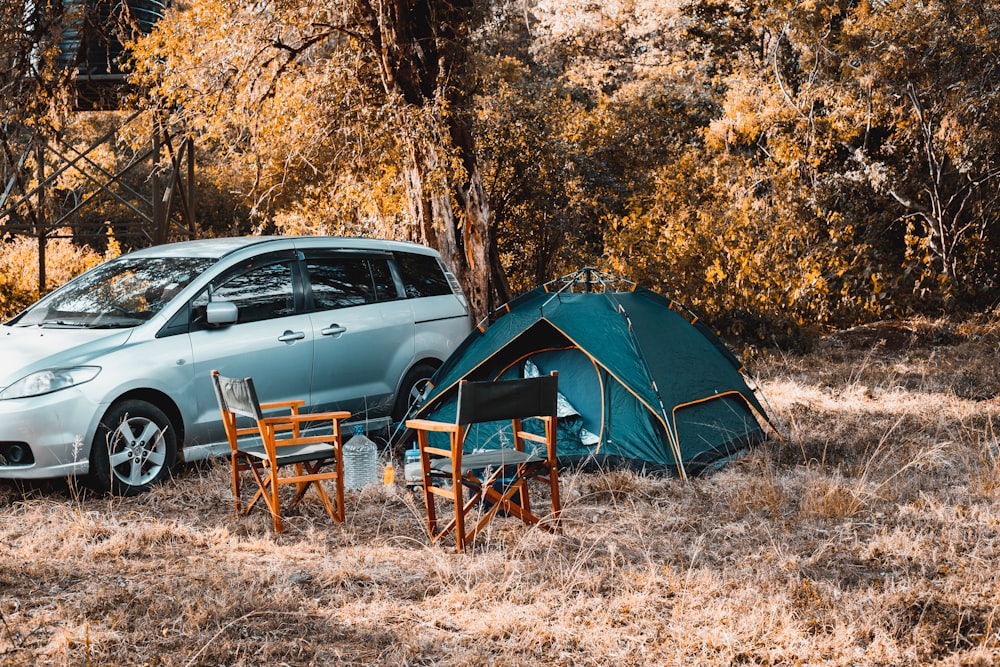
[210,370,350,532]
[405,372,561,552]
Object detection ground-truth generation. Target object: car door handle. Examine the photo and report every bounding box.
[277,330,306,342]
[321,324,347,336]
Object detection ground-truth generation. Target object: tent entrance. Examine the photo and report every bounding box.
[516,348,604,440]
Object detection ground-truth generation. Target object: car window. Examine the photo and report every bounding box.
[11,256,213,328]
[192,260,296,325]
[304,257,375,310]
[395,253,452,298]
[370,258,399,301]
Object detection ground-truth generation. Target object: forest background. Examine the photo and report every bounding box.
[3,0,1000,345]
[6,5,1000,662]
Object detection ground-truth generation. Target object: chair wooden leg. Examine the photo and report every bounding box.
[250,464,284,533]
[292,463,305,499]
[309,461,344,524]
[520,472,533,518]
[289,463,312,507]
[244,462,270,514]
[309,473,341,525]
[271,474,284,533]
[246,467,282,531]
[231,453,242,515]
[422,483,438,538]
[430,509,458,544]
[283,461,344,524]
[459,465,523,547]
[465,485,509,546]
[313,481,336,522]
[480,473,540,528]
[453,467,466,553]
[548,462,561,524]
[333,457,345,523]
[474,462,561,537]
[416,432,440,541]
[421,482,478,550]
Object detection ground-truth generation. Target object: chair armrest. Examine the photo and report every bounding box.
[260,411,351,427]
[405,419,461,434]
[405,419,460,460]
[259,399,306,414]
[259,411,353,449]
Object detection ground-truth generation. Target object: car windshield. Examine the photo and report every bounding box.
[10,256,214,329]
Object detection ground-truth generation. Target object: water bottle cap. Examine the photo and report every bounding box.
[353,424,364,435]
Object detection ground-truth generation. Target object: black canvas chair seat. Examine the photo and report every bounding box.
[428,448,542,476]
[406,372,561,552]
[239,442,339,466]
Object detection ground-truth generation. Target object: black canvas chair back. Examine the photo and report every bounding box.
[456,374,559,425]
[212,373,264,422]
[406,371,562,552]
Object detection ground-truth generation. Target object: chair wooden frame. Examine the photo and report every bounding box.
[211,370,350,532]
[405,372,561,552]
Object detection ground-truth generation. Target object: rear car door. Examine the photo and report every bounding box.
[302,250,414,420]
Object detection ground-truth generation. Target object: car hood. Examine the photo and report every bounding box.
[0,325,133,387]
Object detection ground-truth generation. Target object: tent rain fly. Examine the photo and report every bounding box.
[412,269,774,479]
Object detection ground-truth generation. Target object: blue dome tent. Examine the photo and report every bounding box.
[409,269,775,479]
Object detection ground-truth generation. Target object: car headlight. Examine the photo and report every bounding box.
[0,367,101,400]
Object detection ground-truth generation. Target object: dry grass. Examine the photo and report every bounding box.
[5,321,1000,665]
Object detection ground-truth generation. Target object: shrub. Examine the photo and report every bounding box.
[0,229,120,320]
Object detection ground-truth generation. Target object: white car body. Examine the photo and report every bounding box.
[0,236,470,494]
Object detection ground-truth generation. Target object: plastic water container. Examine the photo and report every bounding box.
[343,425,378,490]
[403,443,422,490]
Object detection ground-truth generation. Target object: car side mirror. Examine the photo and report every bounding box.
[205,301,238,327]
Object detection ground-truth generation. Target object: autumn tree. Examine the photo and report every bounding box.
[131,0,500,318]
[842,1,1000,308]
[1,1,182,284]
[130,1,400,230]
[355,0,499,315]
[0,0,71,122]
[1,0,69,299]
[614,0,895,332]
[601,0,1000,339]
[472,0,712,292]
[125,0,1000,337]
[1,0,67,212]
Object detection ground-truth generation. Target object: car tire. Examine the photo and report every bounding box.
[88,399,178,496]
[392,362,439,425]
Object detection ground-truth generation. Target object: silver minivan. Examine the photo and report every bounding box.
[0,236,471,494]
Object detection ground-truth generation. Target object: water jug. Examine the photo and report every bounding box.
[343,425,378,489]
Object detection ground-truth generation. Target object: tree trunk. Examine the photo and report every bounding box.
[355,0,499,322]
[397,110,493,321]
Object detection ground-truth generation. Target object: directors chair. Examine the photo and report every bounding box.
[405,372,561,552]
[211,370,350,532]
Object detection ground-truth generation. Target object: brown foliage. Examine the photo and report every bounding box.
[0,231,118,320]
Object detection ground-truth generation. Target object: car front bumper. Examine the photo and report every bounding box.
[0,387,104,480]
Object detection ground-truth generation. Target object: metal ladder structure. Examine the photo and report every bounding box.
[0,0,196,295]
